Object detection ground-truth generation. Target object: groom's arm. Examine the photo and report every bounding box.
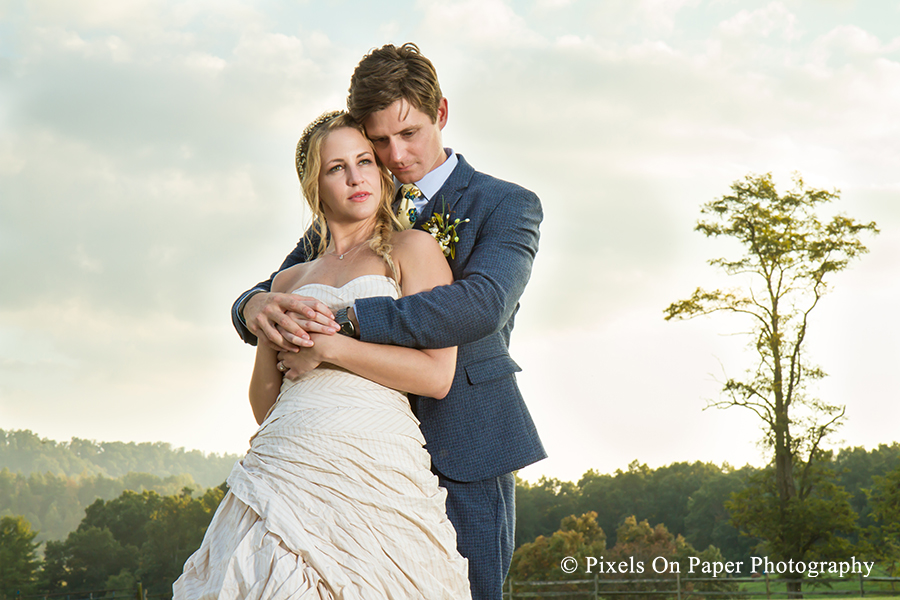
[354,184,541,349]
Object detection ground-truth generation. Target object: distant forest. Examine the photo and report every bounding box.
[2,428,899,563]
[515,444,900,565]
[0,429,241,487]
[0,429,241,542]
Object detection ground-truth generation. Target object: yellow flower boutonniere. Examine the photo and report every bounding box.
[421,201,470,259]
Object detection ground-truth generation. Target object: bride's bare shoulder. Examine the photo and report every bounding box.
[391,229,452,293]
[391,228,443,257]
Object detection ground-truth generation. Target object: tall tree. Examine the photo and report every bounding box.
[0,516,41,599]
[664,173,877,590]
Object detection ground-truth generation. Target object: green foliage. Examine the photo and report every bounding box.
[514,476,580,547]
[579,462,738,549]
[578,461,653,541]
[0,467,207,543]
[38,485,226,597]
[607,515,684,573]
[45,526,141,592]
[0,516,41,599]
[0,429,240,488]
[834,443,900,539]
[603,516,740,600]
[138,486,227,593]
[0,428,238,547]
[104,569,137,596]
[514,445,900,569]
[862,464,900,576]
[510,512,737,599]
[0,468,95,543]
[509,511,607,582]
[684,468,758,565]
[514,461,744,561]
[727,454,857,562]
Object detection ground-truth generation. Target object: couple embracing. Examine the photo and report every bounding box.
[174,43,545,600]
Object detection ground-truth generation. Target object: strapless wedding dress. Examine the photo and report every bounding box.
[173,275,470,600]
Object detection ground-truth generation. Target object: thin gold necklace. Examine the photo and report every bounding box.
[328,239,368,260]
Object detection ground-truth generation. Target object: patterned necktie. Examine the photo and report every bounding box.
[397,183,423,230]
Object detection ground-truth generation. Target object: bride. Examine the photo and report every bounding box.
[173,111,471,599]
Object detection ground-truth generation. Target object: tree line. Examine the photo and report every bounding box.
[2,486,225,599]
[0,468,208,544]
[0,429,240,545]
[0,429,241,489]
[515,444,900,568]
[2,440,897,598]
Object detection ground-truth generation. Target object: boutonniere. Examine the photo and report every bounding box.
[421,200,470,259]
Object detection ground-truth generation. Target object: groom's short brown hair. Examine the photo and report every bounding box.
[347,43,443,124]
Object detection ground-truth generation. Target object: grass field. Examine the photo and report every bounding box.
[734,570,899,599]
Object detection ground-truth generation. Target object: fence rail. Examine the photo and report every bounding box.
[504,573,900,600]
[19,582,169,600]
[17,573,900,600]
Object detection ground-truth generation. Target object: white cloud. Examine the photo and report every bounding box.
[183,51,227,72]
[718,2,802,41]
[636,0,701,36]
[419,0,545,47]
[535,0,577,9]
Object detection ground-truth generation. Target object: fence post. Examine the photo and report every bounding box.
[676,569,682,600]
[859,572,864,597]
[765,571,771,600]
[595,572,599,600]
[507,577,513,600]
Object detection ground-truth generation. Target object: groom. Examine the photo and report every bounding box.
[232,43,545,599]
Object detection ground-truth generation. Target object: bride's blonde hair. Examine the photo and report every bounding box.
[295,111,400,281]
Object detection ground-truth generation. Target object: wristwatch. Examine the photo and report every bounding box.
[334,307,356,338]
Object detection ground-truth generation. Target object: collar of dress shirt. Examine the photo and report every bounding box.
[394,148,458,212]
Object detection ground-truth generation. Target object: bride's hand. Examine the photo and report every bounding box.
[245,292,339,352]
[277,333,348,380]
[278,345,324,381]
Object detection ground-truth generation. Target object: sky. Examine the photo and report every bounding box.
[1,0,898,484]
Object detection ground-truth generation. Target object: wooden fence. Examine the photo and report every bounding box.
[18,582,167,600]
[18,573,900,599]
[504,573,900,600]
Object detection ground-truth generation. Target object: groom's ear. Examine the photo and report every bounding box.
[436,97,449,130]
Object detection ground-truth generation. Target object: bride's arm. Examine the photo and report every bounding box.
[305,231,457,399]
[247,265,315,423]
[249,344,281,424]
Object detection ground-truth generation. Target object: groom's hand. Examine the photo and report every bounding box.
[244,292,339,352]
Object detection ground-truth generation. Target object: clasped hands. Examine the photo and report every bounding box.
[244,291,343,379]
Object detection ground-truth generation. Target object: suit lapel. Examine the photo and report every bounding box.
[413,154,473,229]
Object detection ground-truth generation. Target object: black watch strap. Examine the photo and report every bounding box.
[334,307,356,338]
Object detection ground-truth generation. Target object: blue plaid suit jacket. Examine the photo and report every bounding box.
[233,154,546,482]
